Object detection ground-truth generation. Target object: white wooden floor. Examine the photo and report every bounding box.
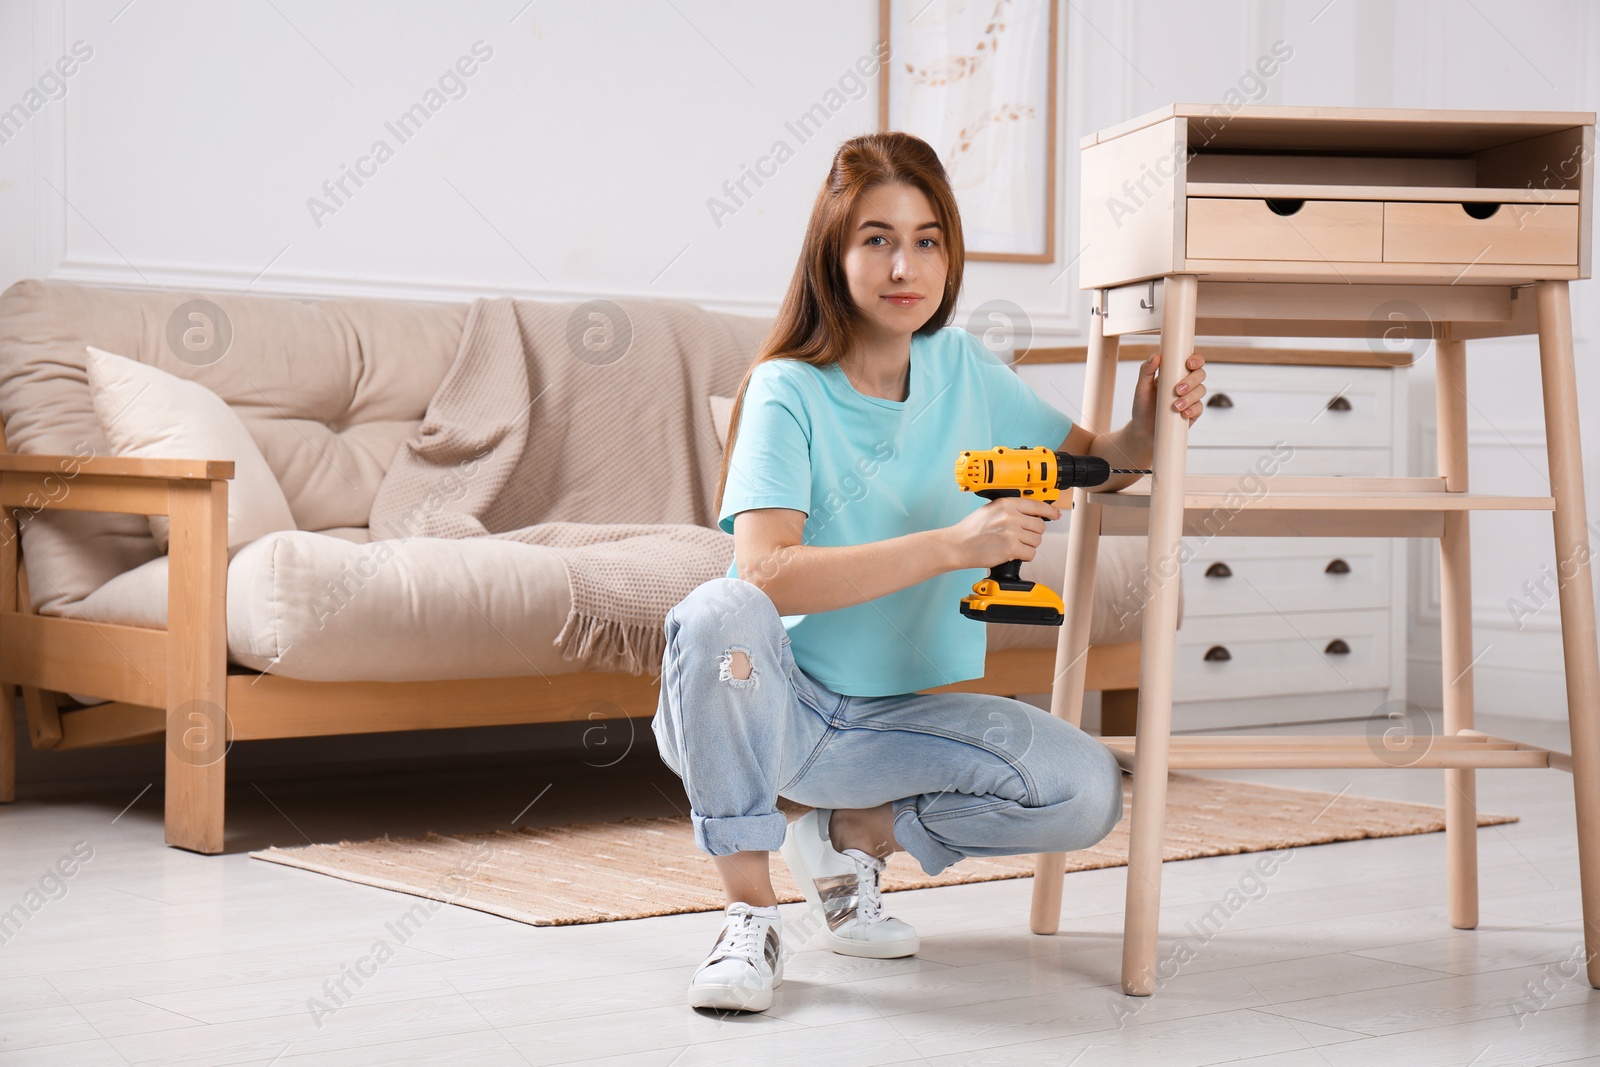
[1,711,1597,1066]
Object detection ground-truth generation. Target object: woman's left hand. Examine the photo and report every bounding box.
[1130,349,1207,446]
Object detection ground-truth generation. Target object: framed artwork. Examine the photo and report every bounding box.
[878,0,1059,263]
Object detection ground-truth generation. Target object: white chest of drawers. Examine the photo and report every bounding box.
[1017,347,1410,730]
[1170,358,1409,729]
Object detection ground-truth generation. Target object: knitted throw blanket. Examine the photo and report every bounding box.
[368,296,772,675]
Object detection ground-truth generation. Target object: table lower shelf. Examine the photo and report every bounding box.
[1101,731,1573,771]
[1087,477,1554,537]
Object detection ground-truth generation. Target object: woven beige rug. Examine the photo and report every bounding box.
[250,774,1516,927]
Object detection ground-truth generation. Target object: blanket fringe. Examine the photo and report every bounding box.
[555,610,668,677]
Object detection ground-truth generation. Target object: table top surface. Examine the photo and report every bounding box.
[1082,103,1597,152]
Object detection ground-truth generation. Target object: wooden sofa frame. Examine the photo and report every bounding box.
[0,417,1144,853]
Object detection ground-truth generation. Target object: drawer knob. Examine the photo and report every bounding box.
[1324,639,1351,656]
[1326,395,1352,412]
[1203,645,1232,662]
[1265,198,1305,217]
[1205,561,1233,578]
[1325,558,1351,575]
[1461,202,1501,220]
[1207,392,1233,409]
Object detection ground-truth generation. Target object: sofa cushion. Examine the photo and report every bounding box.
[87,346,297,551]
[72,531,576,681]
[0,280,467,612]
[69,523,1171,683]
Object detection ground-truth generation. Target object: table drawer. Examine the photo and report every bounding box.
[1187,198,1383,262]
[1182,537,1391,619]
[1173,610,1390,702]
[1383,201,1579,265]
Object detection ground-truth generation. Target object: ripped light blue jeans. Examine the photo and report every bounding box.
[652,577,1124,876]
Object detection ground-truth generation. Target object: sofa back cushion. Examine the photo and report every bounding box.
[87,345,299,551]
[0,279,466,611]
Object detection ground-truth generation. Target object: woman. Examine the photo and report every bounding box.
[652,131,1207,1012]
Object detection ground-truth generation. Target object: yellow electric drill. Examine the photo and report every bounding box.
[954,446,1151,625]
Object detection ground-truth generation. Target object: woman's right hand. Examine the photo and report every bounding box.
[943,497,1062,570]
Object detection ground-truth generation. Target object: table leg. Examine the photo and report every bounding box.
[1535,280,1600,987]
[1033,292,1121,935]
[1121,273,1198,996]
[1435,336,1479,930]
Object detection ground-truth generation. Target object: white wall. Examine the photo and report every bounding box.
[0,0,1087,334]
[3,0,1599,725]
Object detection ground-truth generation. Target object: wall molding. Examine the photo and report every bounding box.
[46,251,1095,337]
[1055,0,1141,337]
[41,0,1094,341]
[46,251,782,317]
[1410,416,1566,631]
[1407,393,1600,738]
[1410,656,1570,723]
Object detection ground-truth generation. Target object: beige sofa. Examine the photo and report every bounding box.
[0,279,1167,853]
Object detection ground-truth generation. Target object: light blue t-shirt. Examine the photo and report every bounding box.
[717,325,1075,697]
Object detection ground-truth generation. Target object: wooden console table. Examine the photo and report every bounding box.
[1029,104,1600,996]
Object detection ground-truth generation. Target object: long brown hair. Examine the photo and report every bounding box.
[712,131,966,519]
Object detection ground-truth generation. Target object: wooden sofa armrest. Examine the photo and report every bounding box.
[1,450,230,849]
[0,454,233,519]
[0,451,233,480]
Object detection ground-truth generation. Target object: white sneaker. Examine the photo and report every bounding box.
[687,902,783,1012]
[780,808,919,959]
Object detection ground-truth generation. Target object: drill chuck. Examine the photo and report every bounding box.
[1053,452,1112,489]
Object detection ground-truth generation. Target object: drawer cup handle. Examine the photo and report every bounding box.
[1203,645,1232,662]
[1326,395,1352,412]
[1207,392,1233,409]
[1325,558,1351,575]
[1265,198,1305,217]
[1205,562,1233,578]
[1324,639,1351,655]
[1462,202,1501,220]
